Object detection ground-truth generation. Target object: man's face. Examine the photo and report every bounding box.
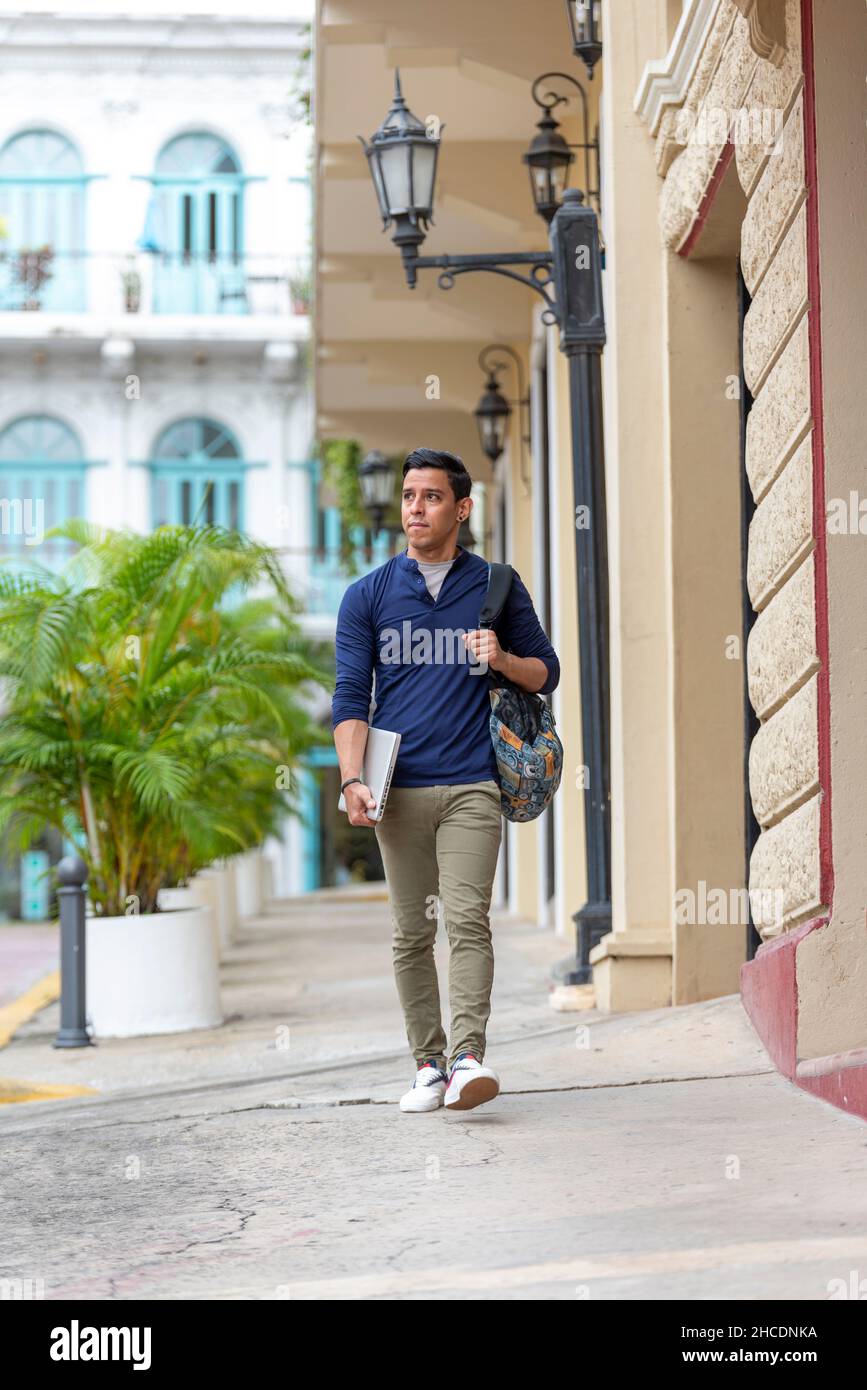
[401,467,471,551]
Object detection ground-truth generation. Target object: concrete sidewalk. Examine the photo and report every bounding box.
[2,890,867,1300]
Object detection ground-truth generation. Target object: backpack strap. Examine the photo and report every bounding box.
[479,562,514,629]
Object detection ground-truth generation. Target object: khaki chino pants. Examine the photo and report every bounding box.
[374,780,503,1070]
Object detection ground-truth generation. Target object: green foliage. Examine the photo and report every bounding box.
[289,267,312,310]
[318,438,403,573]
[319,438,366,571]
[289,20,313,126]
[0,522,332,917]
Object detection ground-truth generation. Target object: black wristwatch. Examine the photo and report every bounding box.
[341,776,364,794]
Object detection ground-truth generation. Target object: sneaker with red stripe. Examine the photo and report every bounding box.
[444,1053,500,1111]
[400,1059,448,1113]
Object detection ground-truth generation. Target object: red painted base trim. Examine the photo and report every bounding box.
[741,916,867,1122]
[797,1067,867,1121]
[740,920,818,1079]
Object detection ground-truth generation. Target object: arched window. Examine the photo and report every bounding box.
[150,418,244,531]
[0,415,86,562]
[151,133,245,314]
[0,131,87,311]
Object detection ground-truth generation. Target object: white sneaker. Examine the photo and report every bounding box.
[399,1061,448,1113]
[444,1053,500,1111]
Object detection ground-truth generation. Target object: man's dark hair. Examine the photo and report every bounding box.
[402,447,472,502]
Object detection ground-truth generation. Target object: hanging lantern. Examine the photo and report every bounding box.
[564,0,603,80]
[358,71,441,284]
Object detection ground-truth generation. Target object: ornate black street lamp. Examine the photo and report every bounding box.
[474,345,532,493]
[524,72,600,224]
[564,0,603,80]
[358,448,396,534]
[474,354,512,465]
[359,75,554,299]
[359,71,441,291]
[359,76,612,980]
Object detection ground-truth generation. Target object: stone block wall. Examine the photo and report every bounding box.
[736,2,822,937]
[650,0,822,938]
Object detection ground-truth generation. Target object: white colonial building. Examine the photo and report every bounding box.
[0,6,352,906]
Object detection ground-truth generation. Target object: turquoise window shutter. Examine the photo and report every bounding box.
[149,417,245,531]
[0,415,86,566]
[150,133,245,315]
[0,130,87,311]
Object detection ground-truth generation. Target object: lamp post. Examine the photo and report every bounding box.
[551,189,611,980]
[564,0,603,80]
[358,76,612,979]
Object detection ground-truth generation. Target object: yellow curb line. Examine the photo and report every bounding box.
[0,1078,99,1105]
[0,969,61,1048]
[0,970,99,1104]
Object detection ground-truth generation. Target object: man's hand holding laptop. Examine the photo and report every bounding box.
[345,782,378,827]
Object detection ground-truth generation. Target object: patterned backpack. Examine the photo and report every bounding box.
[479,562,564,823]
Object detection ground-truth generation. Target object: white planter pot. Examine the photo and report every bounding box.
[189,865,235,952]
[235,850,264,920]
[85,906,222,1039]
[157,886,195,911]
[157,885,222,956]
[261,855,275,904]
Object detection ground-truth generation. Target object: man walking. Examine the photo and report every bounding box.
[332,447,560,1112]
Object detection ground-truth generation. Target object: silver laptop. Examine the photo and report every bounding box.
[337,726,401,823]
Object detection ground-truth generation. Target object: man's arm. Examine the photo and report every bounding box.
[462,636,551,693]
[463,567,560,695]
[494,649,551,693]
[334,718,378,826]
[332,581,379,827]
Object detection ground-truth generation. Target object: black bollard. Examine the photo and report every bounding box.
[53,855,94,1049]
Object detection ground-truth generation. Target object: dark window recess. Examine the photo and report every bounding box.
[228,480,240,531]
[180,479,192,525]
[205,481,215,526]
[315,506,327,560]
[232,193,240,262]
[208,191,217,260]
[739,263,762,963]
[182,194,193,259]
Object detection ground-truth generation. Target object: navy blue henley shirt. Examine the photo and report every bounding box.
[331,545,560,787]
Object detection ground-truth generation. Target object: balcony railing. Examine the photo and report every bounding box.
[0,250,311,317]
[278,538,395,617]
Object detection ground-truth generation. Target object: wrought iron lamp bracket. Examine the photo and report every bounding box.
[412,251,558,322]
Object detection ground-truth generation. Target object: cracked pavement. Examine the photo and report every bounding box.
[3,892,867,1300]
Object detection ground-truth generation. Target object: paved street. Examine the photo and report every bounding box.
[3,891,867,1301]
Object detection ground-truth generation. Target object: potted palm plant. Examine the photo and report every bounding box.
[289,267,311,315]
[0,521,330,1037]
[14,244,54,310]
[121,256,142,313]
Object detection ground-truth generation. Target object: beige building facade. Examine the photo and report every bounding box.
[314,0,867,1120]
